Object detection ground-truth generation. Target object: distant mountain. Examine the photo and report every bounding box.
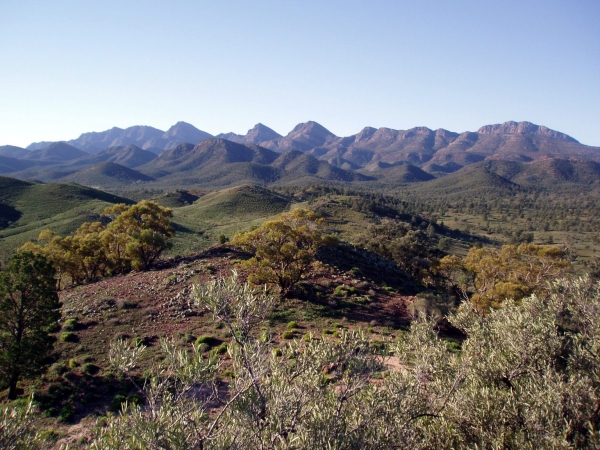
[70,145,157,169]
[133,138,367,188]
[477,121,577,141]
[411,165,522,199]
[358,162,435,183]
[143,122,214,151]
[140,139,279,175]
[23,142,89,162]
[0,145,30,158]
[272,150,371,182]
[12,120,600,189]
[245,120,599,171]
[163,121,213,143]
[61,161,154,186]
[0,155,35,174]
[478,158,600,188]
[26,122,213,154]
[260,121,338,152]
[26,141,56,151]
[66,125,164,153]
[217,123,282,145]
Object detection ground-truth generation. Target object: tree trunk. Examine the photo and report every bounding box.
[7,373,19,400]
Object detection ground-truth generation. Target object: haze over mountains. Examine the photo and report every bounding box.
[2,120,599,190]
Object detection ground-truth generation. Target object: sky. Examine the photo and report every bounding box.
[1,0,599,147]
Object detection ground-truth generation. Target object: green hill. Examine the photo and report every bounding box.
[168,184,292,254]
[360,163,435,184]
[409,165,522,199]
[60,161,154,187]
[0,176,132,257]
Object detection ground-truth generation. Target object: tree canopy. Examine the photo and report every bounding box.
[439,243,571,312]
[232,208,335,296]
[0,252,60,400]
[20,200,174,287]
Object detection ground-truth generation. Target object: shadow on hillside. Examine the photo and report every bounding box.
[0,204,21,229]
[316,244,417,293]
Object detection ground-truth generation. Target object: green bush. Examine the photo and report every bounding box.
[282,330,295,340]
[211,342,228,355]
[82,363,100,375]
[60,332,77,342]
[195,335,217,347]
[286,321,298,329]
[109,393,141,413]
[58,404,74,423]
[62,318,78,331]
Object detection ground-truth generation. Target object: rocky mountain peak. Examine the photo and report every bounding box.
[245,123,282,143]
[354,127,377,142]
[477,121,577,142]
[289,121,336,138]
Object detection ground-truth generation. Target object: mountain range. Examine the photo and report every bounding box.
[2,120,599,190]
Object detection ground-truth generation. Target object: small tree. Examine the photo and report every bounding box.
[439,243,571,312]
[0,252,61,399]
[104,201,174,270]
[232,209,333,296]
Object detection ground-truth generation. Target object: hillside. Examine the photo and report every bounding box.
[0,176,132,257]
[408,165,523,198]
[359,162,435,183]
[23,142,89,162]
[479,158,600,188]
[69,145,157,169]
[60,162,155,187]
[169,184,292,254]
[139,139,279,175]
[0,145,30,158]
[0,155,35,174]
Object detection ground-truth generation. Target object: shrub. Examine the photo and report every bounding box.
[286,321,298,329]
[49,362,68,375]
[195,335,217,347]
[60,332,77,342]
[282,330,295,340]
[82,363,100,375]
[62,318,78,331]
[211,342,228,355]
[58,404,74,423]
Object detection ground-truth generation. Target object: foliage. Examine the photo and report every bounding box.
[104,200,174,270]
[90,273,277,449]
[0,252,60,399]
[0,398,43,449]
[232,209,334,296]
[439,243,571,311]
[88,275,600,448]
[19,200,174,286]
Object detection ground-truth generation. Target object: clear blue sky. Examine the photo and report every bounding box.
[1,0,599,147]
